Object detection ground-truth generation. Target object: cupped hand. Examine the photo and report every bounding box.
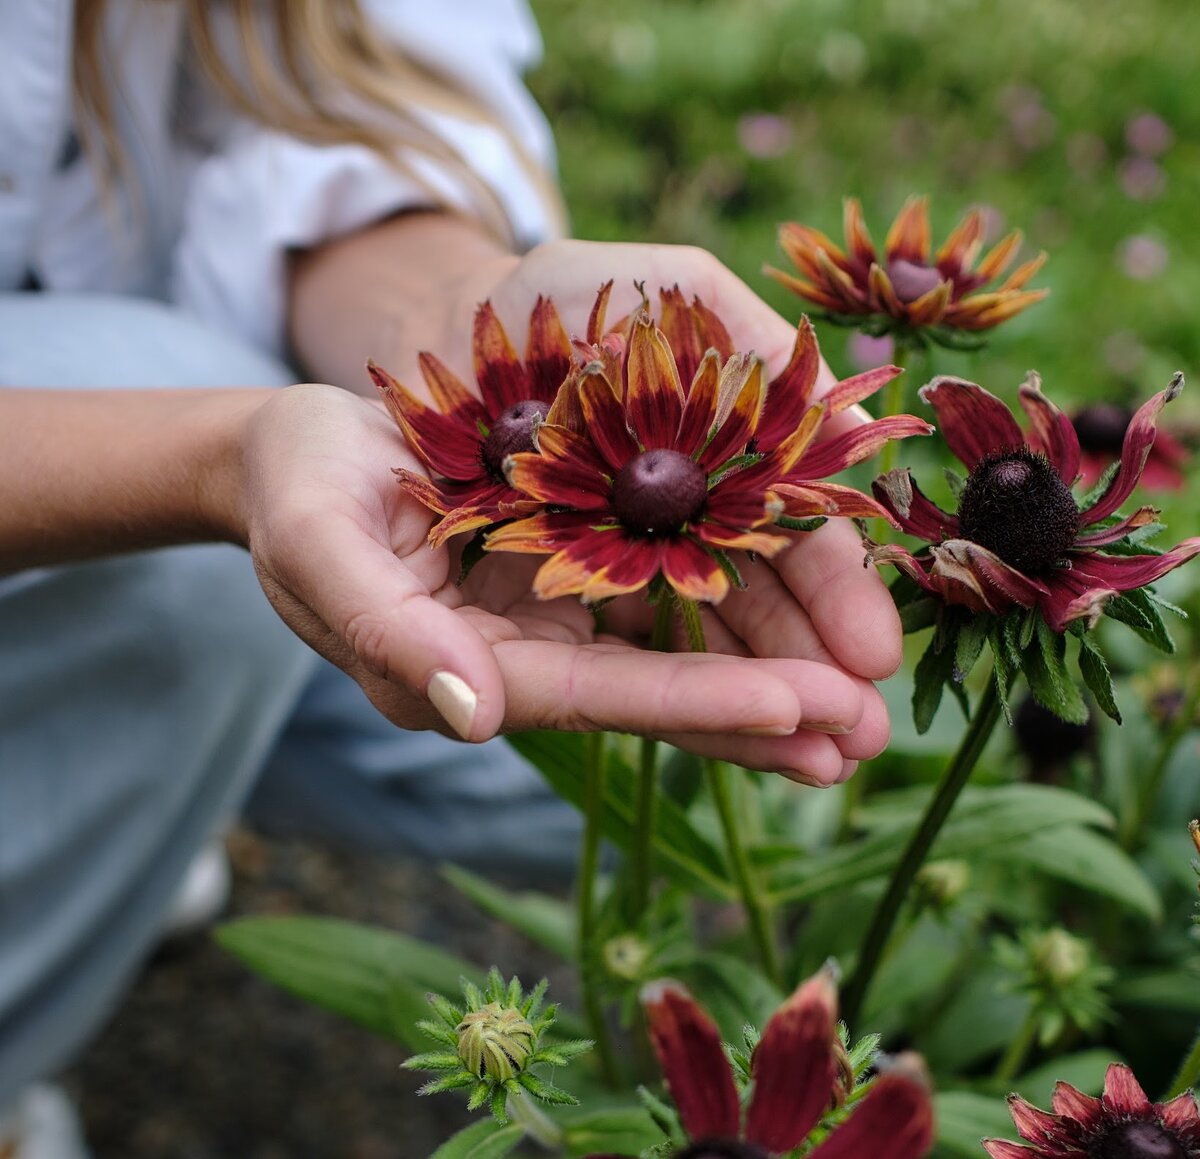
[239,380,889,785]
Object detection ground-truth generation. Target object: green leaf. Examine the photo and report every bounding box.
[506,732,734,899]
[766,786,1114,904]
[899,596,939,634]
[216,916,482,1049]
[775,514,828,532]
[559,1106,661,1158]
[933,1091,1018,1157]
[1106,589,1176,652]
[912,630,954,734]
[1115,969,1200,1014]
[440,864,575,961]
[982,825,1162,920]
[953,615,989,683]
[1023,616,1088,724]
[1075,631,1122,724]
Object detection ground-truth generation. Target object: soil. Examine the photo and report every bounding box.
[62,828,570,1159]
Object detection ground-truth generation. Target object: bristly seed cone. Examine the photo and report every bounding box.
[1073,402,1134,455]
[612,448,708,538]
[956,447,1080,575]
[1091,1120,1188,1159]
[482,400,551,481]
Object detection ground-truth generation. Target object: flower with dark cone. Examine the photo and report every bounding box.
[485,308,810,604]
[653,287,934,524]
[1073,400,1189,491]
[369,296,572,547]
[765,196,1048,346]
[1013,694,1096,782]
[983,1062,1200,1159]
[585,969,935,1159]
[869,372,1200,635]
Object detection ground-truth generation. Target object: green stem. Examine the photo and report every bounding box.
[577,731,619,1087]
[876,340,913,478]
[841,676,1003,1029]
[993,1007,1040,1087]
[507,1087,565,1151]
[1122,662,1200,850]
[706,759,782,987]
[1165,1028,1200,1099]
[629,595,675,927]
[677,595,708,653]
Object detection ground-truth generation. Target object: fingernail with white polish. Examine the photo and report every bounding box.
[427,670,478,740]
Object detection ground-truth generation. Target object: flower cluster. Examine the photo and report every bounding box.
[376,284,928,608]
[766,196,1048,348]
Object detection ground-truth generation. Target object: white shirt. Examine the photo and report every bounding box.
[0,0,560,354]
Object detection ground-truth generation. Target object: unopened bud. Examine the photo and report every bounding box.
[914,859,970,910]
[456,1003,535,1081]
[603,934,651,982]
[1030,928,1090,986]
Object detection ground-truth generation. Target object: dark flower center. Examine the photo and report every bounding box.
[482,400,552,482]
[1090,1120,1187,1159]
[1073,402,1133,455]
[1014,694,1095,775]
[887,258,946,303]
[676,1140,769,1159]
[956,447,1081,575]
[612,448,707,538]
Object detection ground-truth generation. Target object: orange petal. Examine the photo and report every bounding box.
[427,505,500,548]
[884,196,931,263]
[935,209,985,271]
[676,349,723,459]
[525,295,573,400]
[701,354,766,471]
[660,537,730,603]
[842,197,877,268]
[658,284,706,390]
[587,280,614,345]
[905,278,953,326]
[473,300,527,412]
[779,221,849,279]
[626,312,685,451]
[762,265,848,311]
[417,351,486,422]
[998,250,1048,292]
[867,263,905,318]
[975,229,1024,281]
[393,467,452,515]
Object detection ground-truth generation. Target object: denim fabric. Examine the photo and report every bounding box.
[0,293,578,1104]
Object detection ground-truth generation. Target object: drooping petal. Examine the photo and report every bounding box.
[794,414,933,480]
[777,480,894,522]
[641,980,741,1142]
[414,352,489,426]
[864,541,940,598]
[505,438,612,512]
[660,537,730,603]
[676,350,723,459]
[769,483,835,519]
[1082,373,1185,524]
[1038,579,1121,633]
[744,969,838,1152]
[919,377,1027,469]
[982,1142,1039,1159]
[626,312,685,450]
[1073,505,1160,546]
[545,365,589,434]
[1064,538,1200,594]
[871,469,959,541]
[392,469,454,516]
[699,354,766,471]
[805,1070,935,1159]
[928,539,1050,615]
[427,498,511,548]
[578,370,640,470]
[1049,1081,1104,1128]
[884,196,932,263]
[525,295,573,401]
[473,301,529,412]
[1018,372,1081,484]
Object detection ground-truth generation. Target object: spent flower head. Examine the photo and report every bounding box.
[867,372,1200,729]
[766,196,1048,349]
[403,968,591,1124]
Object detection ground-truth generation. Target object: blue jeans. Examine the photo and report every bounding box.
[0,293,579,1106]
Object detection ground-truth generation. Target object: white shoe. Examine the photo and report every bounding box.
[161,838,231,939]
[0,1084,89,1159]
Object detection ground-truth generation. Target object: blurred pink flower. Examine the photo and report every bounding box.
[999,84,1056,151]
[1126,111,1174,157]
[1119,156,1166,201]
[737,113,793,159]
[1118,235,1168,280]
[849,331,895,371]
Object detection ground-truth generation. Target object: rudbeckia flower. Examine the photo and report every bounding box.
[586,970,934,1159]
[1073,400,1189,491]
[369,297,572,546]
[485,308,802,604]
[868,372,1200,634]
[983,1062,1200,1159]
[765,197,1048,344]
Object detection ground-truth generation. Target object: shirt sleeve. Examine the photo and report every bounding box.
[171,0,562,357]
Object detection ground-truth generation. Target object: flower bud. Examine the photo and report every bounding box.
[456,1002,535,1082]
[1029,928,1090,987]
[603,934,651,982]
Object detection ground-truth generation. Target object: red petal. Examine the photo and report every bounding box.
[1008,1095,1065,1145]
[1160,1092,1200,1133]
[700,354,766,470]
[474,301,529,412]
[587,280,614,346]
[642,980,741,1142]
[744,969,838,1152]
[427,500,508,548]
[658,285,706,390]
[1083,374,1185,524]
[928,539,1049,616]
[920,377,1026,470]
[1102,1064,1152,1117]
[865,541,940,598]
[688,295,735,362]
[936,209,985,272]
[485,510,601,554]
[1064,539,1200,595]
[871,470,959,542]
[843,197,878,272]
[626,312,685,450]
[582,536,668,601]
[676,350,723,459]
[1073,506,1160,547]
[1018,372,1081,484]
[1050,1081,1103,1128]
[506,443,612,512]
[884,196,932,263]
[778,481,893,522]
[756,317,822,450]
[982,1142,1038,1159]
[704,477,777,528]
[661,537,730,603]
[695,523,792,556]
[805,1072,934,1159]
[532,528,651,601]
[821,364,905,416]
[525,295,573,401]
[579,370,639,470]
[795,415,933,480]
[413,352,489,426]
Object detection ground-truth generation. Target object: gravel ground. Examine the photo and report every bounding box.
[62,829,571,1159]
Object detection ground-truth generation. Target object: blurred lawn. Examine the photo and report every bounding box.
[527,0,1200,532]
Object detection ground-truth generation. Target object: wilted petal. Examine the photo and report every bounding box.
[393,468,453,516]
[1018,372,1081,484]
[885,196,932,263]
[661,537,730,603]
[627,312,686,451]
[1039,580,1120,633]
[586,280,615,346]
[871,469,959,541]
[796,414,933,479]
[700,354,766,470]
[545,366,588,434]
[688,295,736,362]
[920,377,1027,469]
[657,285,707,389]
[778,480,894,522]
[806,1068,934,1159]
[929,539,1049,615]
[474,301,529,412]
[1160,1091,1200,1134]
[865,541,940,597]
[427,501,507,549]
[1066,538,1200,594]
[1073,505,1160,546]
[1083,373,1185,523]
[744,968,838,1152]
[820,364,905,415]
[1008,1095,1065,1145]
[982,1142,1038,1159]
[641,980,741,1142]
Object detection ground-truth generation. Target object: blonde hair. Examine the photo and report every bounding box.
[72,0,567,243]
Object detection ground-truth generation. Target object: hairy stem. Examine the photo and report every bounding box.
[507,1087,565,1151]
[1165,1029,1200,1100]
[842,676,1002,1028]
[993,1007,1040,1087]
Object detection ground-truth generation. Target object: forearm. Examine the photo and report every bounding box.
[0,388,270,571]
[287,210,519,394]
